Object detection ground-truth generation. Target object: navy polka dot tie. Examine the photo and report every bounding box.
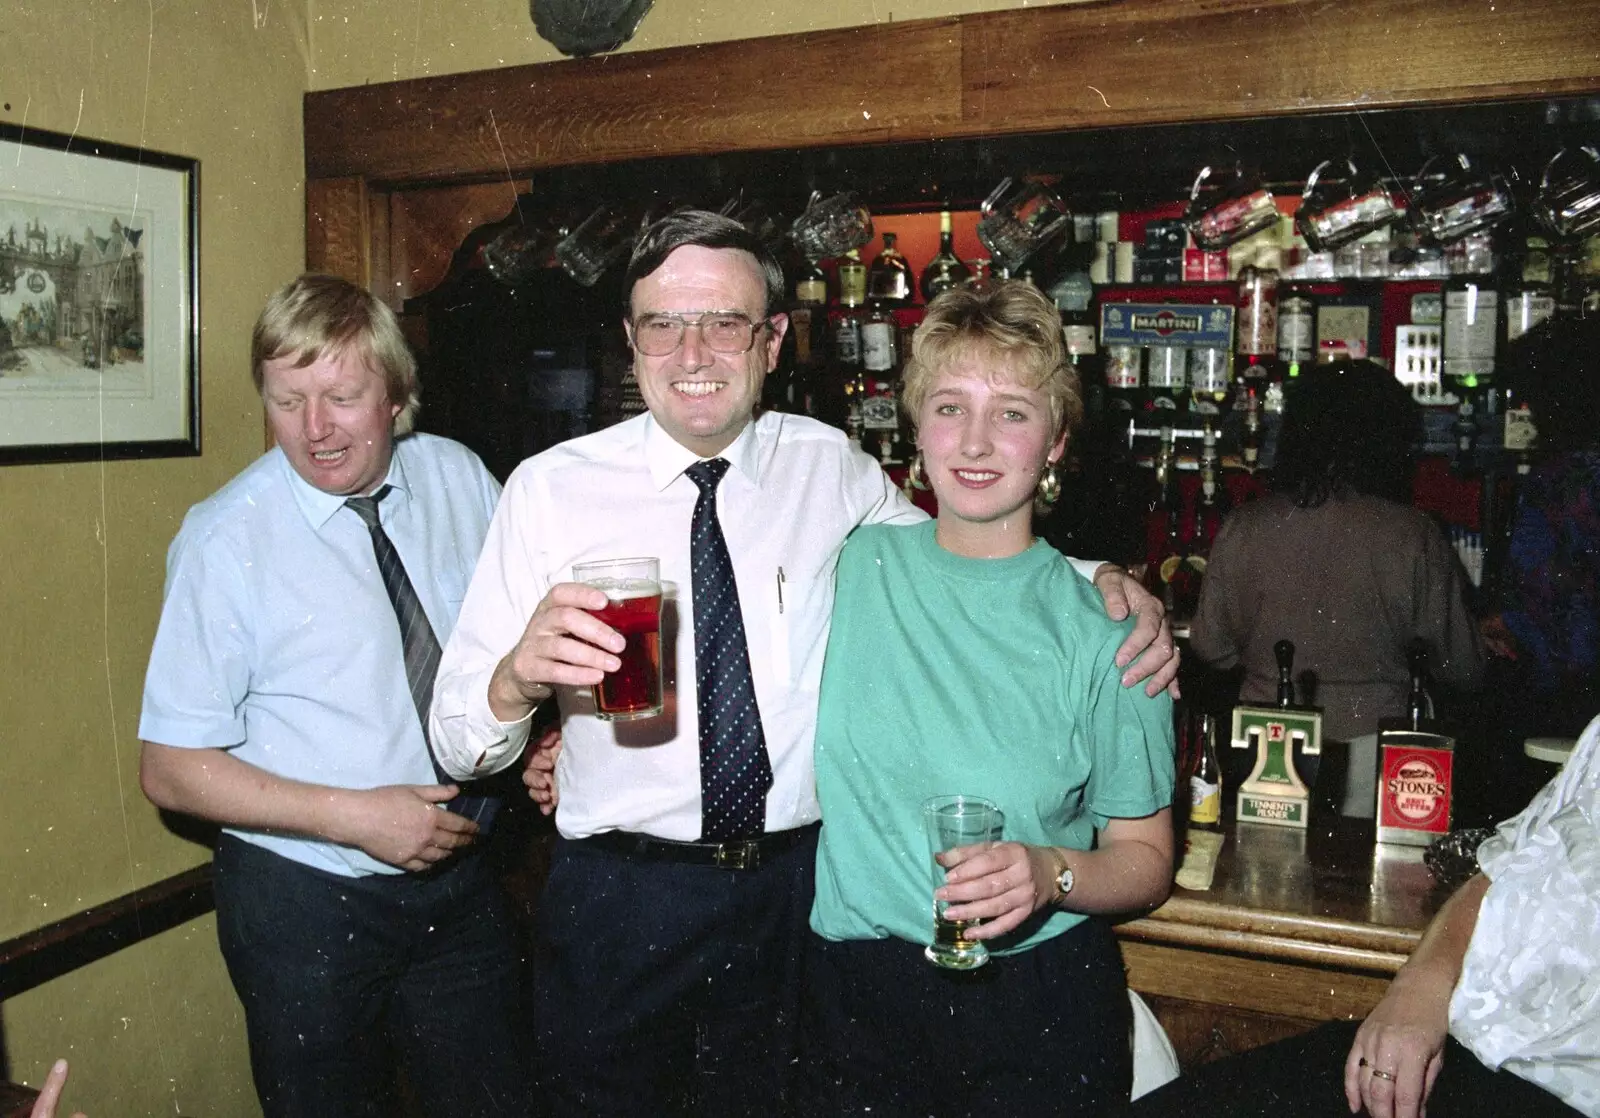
[686,458,773,842]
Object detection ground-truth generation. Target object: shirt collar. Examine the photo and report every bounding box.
[280,438,411,530]
[642,412,763,492]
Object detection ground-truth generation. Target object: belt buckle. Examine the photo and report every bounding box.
[714,840,759,870]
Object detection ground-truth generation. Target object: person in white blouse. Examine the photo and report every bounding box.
[430,209,1178,1116]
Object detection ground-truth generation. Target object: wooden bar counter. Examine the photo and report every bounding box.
[1117,819,1454,1067]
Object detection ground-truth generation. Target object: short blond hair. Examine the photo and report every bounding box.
[251,274,421,435]
[901,280,1082,438]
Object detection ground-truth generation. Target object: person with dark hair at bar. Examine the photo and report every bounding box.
[1189,359,1482,817]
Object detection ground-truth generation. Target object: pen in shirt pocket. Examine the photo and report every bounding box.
[777,566,786,614]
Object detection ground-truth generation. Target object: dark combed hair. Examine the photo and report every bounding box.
[1272,359,1421,508]
[620,209,785,319]
[1501,314,1600,454]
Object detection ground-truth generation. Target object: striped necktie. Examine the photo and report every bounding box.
[345,486,498,832]
[685,458,773,842]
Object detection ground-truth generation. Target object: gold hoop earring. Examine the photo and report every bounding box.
[1036,460,1061,508]
[907,450,929,491]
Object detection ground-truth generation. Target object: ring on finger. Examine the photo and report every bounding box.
[1358,1057,1397,1082]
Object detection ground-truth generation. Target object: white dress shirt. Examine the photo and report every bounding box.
[431,410,1101,841]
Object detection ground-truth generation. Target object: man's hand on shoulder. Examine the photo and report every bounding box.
[1091,564,1180,699]
[333,785,480,872]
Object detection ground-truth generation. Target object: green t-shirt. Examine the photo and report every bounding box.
[810,521,1175,954]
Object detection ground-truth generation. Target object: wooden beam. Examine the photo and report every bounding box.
[304,0,1600,189]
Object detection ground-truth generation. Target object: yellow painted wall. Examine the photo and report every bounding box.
[0,1,310,1114]
[0,0,1044,1112]
[307,0,1068,89]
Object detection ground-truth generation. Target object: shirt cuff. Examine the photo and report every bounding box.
[431,666,536,779]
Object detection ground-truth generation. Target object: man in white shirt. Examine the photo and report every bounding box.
[431,210,1177,1116]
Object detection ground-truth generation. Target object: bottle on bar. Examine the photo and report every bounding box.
[1405,640,1434,731]
[921,210,972,301]
[1189,711,1224,832]
[867,232,914,306]
[1275,639,1296,708]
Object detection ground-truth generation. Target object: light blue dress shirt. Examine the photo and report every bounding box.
[138,433,501,877]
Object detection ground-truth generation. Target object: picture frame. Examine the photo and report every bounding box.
[0,123,199,465]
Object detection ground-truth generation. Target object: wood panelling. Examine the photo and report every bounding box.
[304,0,1600,189]
[303,19,967,186]
[382,183,521,305]
[963,0,1600,137]
[1122,939,1393,1023]
[305,176,370,284]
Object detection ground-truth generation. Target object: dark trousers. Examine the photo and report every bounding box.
[213,835,535,1118]
[1129,1020,1582,1118]
[801,917,1134,1116]
[531,829,817,1117]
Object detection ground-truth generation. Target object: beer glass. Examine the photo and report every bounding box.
[789,190,874,263]
[573,557,664,720]
[922,795,1004,970]
[554,204,637,287]
[976,177,1071,272]
[1534,145,1600,240]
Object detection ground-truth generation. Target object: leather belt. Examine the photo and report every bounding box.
[576,822,819,871]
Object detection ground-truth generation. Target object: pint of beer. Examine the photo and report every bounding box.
[573,557,664,721]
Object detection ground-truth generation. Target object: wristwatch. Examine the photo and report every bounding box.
[1051,850,1075,902]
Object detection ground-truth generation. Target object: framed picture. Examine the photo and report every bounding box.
[0,123,198,464]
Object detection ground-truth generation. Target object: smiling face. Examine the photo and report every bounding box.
[262,346,401,496]
[917,351,1068,559]
[627,244,787,458]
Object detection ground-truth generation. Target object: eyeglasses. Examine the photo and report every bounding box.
[630,311,771,357]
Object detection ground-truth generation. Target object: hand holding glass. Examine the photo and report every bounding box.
[923,795,1004,970]
[572,557,663,720]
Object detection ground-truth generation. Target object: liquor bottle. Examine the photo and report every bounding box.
[1189,711,1224,832]
[1236,263,1281,385]
[920,210,971,301]
[1105,344,1143,416]
[834,248,867,374]
[1189,345,1233,417]
[859,303,904,463]
[867,232,914,306]
[1195,423,1227,556]
[1240,385,1263,471]
[1277,286,1315,376]
[1146,344,1189,414]
[1442,255,1500,393]
[1504,236,1556,345]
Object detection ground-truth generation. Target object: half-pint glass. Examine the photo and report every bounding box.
[922,794,1004,970]
[573,557,663,721]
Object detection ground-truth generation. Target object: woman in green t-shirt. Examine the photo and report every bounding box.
[804,280,1177,1115]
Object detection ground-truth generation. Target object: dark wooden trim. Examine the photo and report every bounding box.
[304,0,1600,187]
[0,866,214,1001]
